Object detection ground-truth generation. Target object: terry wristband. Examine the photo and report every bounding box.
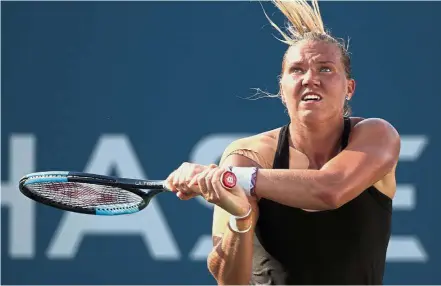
[222,166,258,197]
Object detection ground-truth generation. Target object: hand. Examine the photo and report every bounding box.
[188,165,251,217]
[165,162,211,200]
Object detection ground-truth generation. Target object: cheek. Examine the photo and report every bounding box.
[280,76,301,96]
[326,76,347,96]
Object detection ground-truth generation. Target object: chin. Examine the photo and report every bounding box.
[295,110,334,123]
[298,109,323,120]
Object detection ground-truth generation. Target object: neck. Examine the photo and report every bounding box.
[289,115,345,169]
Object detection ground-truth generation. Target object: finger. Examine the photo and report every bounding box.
[189,163,216,187]
[165,170,178,192]
[185,164,204,188]
[195,167,213,196]
[212,168,226,189]
[177,163,190,193]
[203,167,221,204]
[176,191,199,200]
[172,167,182,191]
[173,163,189,193]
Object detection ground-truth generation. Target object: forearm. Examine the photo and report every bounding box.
[208,218,254,285]
[255,168,338,210]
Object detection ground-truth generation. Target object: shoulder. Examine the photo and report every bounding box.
[349,117,400,147]
[346,117,400,199]
[219,126,283,169]
[349,116,398,134]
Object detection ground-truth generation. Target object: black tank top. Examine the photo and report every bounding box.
[250,117,392,285]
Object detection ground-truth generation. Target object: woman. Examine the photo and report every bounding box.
[166,0,400,284]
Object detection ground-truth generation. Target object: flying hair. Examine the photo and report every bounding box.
[248,0,353,116]
[261,0,351,78]
[263,0,326,45]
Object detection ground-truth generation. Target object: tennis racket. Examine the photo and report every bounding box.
[18,171,171,216]
[19,170,238,216]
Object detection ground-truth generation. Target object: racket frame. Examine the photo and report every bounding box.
[19,171,167,215]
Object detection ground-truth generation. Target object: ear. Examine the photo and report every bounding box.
[346,78,356,100]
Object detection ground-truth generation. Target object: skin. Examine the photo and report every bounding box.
[165,40,401,285]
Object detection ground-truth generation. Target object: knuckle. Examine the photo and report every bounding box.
[207,195,217,204]
[214,169,223,178]
[191,168,199,176]
[210,195,220,204]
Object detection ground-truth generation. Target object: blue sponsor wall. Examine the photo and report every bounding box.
[2,1,440,284]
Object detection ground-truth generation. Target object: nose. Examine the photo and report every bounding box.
[301,69,320,87]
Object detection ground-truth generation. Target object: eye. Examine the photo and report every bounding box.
[291,67,304,74]
[320,66,332,72]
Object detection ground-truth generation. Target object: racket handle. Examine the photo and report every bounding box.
[221,171,237,189]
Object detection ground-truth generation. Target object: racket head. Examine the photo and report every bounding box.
[19,171,162,215]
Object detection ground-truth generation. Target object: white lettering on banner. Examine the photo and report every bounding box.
[47,135,181,260]
[1,135,36,258]
[189,134,429,262]
[0,133,430,263]
[389,136,429,262]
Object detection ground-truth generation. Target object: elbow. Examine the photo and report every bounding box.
[207,251,220,280]
[316,171,345,210]
[207,250,227,284]
[207,251,249,285]
[318,189,343,210]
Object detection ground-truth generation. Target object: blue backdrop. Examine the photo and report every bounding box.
[2,1,441,284]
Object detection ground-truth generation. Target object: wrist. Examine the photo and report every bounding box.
[227,166,258,197]
[228,203,253,233]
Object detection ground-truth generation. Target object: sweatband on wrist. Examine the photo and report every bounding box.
[227,166,258,197]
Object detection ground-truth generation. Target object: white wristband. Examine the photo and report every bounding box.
[228,166,258,197]
[228,204,252,233]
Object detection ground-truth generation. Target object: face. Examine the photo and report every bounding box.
[279,40,355,122]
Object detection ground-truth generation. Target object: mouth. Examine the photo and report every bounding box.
[301,92,322,102]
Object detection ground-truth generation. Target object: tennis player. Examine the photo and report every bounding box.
[166,0,400,284]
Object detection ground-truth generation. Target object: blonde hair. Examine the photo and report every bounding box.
[264,0,325,45]
[253,0,352,116]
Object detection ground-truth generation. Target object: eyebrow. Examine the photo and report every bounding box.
[317,60,336,64]
[289,60,336,65]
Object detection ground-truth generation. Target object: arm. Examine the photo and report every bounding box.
[253,118,401,210]
[207,154,260,285]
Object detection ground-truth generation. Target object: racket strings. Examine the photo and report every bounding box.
[26,182,142,209]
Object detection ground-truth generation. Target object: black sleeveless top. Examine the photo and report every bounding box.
[250,117,392,285]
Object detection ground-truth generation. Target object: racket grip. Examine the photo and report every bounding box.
[223,167,257,197]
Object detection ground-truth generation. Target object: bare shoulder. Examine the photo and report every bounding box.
[350,117,399,137]
[349,117,400,154]
[348,117,400,198]
[220,127,282,169]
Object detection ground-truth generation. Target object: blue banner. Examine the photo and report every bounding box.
[2,1,440,284]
